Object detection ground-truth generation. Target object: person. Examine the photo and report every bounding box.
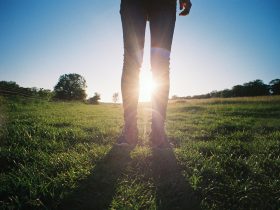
[117,0,192,148]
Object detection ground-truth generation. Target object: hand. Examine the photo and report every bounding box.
[179,0,192,16]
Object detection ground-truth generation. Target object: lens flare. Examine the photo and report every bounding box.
[139,69,156,102]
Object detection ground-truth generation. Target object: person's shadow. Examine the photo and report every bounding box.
[59,146,132,210]
[59,144,201,210]
[151,148,201,210]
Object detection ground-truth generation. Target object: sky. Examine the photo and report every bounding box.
[0,0,279,102]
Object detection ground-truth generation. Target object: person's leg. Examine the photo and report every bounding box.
[149,0,176,146]
[119,0,147,145]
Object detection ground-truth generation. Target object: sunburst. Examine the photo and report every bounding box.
[139,69,156,102]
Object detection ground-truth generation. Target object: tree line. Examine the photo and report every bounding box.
[172,79,280,100]
[0,73,101,104]
[1,76,279,102]
[0,81,53,100]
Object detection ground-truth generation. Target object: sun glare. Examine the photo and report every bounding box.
[139,69,155,102]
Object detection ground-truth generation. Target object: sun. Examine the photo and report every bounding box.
[139,69,155,102]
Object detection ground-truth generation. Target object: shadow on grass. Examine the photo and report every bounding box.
[59,146,132,210]
[59,144,200,210]
[151,148,201,210]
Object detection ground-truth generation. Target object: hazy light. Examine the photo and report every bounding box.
[139,69,155,102]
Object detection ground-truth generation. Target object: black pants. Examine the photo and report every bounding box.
[120,0,177,130]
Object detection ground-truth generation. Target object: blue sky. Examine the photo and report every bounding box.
[0,0,279,102]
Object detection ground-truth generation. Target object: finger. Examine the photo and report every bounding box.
[179,9,189,16]
[179,2,191,16]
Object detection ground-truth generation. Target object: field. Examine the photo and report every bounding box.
[0,96,279,210]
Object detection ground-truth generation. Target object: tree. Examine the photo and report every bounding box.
[112,92,119,103]
[220,89,233,98]
[88,92,101,104]
[232,85,246,97]
[38,88,54,100]
[269,79,280,95]
[243,79,269,96]
[0,81,20,96]
[171,95,178,100]
[0,81,40,98]
[54,73,87,100]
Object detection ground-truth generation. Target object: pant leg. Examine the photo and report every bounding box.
[120,0,147,127]
[149,0,177,132]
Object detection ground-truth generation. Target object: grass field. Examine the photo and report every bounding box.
[0,96,279,210]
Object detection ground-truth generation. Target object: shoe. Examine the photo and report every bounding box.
[115,137,130,147]
[115,125,138,147]
[149,129,171,149]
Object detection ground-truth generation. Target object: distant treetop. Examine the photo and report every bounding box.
[54,73,87,101]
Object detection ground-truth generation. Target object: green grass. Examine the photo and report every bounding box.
[0,96,279,209]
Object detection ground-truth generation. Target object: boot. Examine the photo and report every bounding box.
[117,68,139,146]
[151,70,170,148]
